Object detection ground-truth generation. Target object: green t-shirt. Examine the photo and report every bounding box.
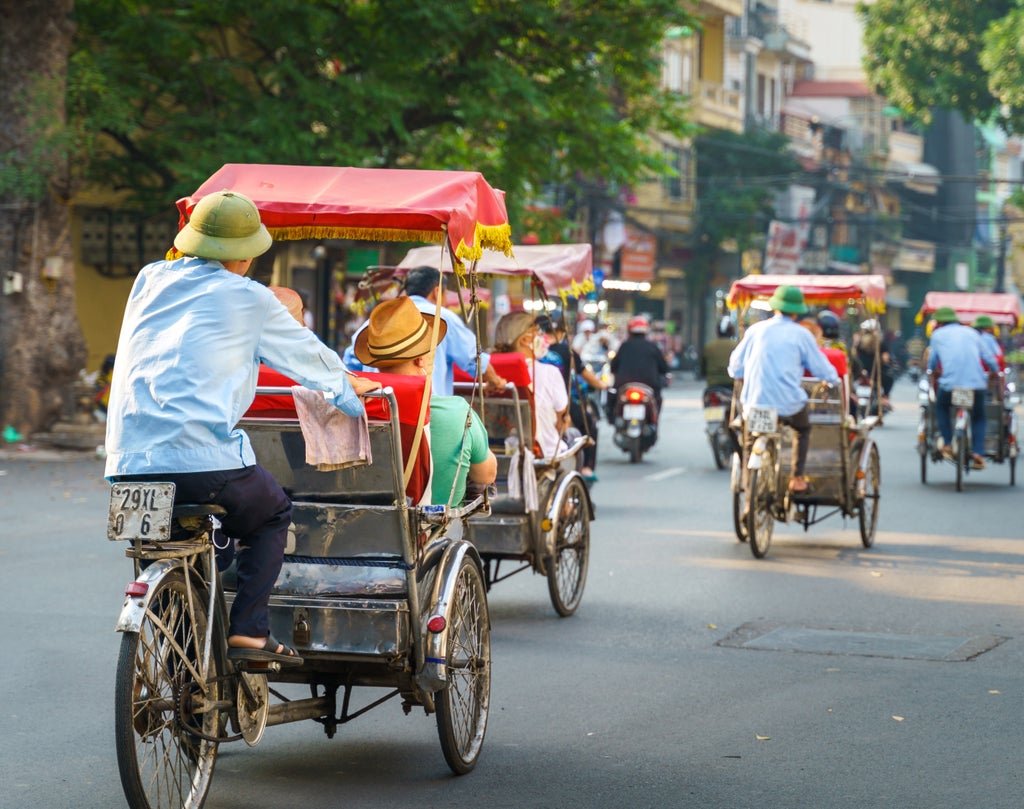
[429,396,491,507]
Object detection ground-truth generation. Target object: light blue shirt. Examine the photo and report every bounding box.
[728,314,840,418]
[926,323,997,390]
[105,257,363,477]
[342,294,490,396]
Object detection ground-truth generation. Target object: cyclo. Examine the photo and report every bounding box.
[725,274,884,559]
[107,164,513,809]
[915,291,1021,489]
[393,243,596,616]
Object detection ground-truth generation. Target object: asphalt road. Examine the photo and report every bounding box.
[1,374,1021,809]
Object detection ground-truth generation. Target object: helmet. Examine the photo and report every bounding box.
[767,285,807,315]
[717,316,735,338]
[173,191,272,261]
[817,310,841,339]
[578,318,596,333]
[859,318,879,332]
[933,307,959,324]
[972,314,995,330]
[627,315,650,334]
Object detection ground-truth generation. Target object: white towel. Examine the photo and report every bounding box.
[290,387,372,472]
[506,447,539,512]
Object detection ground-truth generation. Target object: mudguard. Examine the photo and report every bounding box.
[115,559,189,633]
[416,539,486,694]
[747,435,771,470]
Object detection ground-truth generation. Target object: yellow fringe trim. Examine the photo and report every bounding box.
[268,226,446,244]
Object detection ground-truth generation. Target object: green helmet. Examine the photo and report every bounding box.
[972,314,994,330]
[173,191,273,261]
[932,306,959,324]
[767,285,808,315]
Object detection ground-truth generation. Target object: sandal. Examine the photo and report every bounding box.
[971,454,987,470]
[228,635,304,668]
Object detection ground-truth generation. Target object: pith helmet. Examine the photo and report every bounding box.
[767,285,807,315]
[972,314,995,329]
[173,191,273,261]
[933,306,959,324]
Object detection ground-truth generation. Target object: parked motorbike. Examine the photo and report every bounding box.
[703,385,735,470]
[611,383,658,463]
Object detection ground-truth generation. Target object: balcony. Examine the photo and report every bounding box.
[694,79,744,133]
[699,0,743,17]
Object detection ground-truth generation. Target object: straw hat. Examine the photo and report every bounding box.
[493,311,537,352]
[173,191,272,261]
[353,297,446,367]
[269,286,304,325]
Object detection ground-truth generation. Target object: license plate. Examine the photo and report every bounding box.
[747,406,778,434]
[951,388,975,408]
[703,405,726,421]
[108,483,175,541]
[622,404,646,420]
[855,385,872,398]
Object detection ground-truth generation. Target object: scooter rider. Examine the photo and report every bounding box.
[927,306,999,469]
[728,286,840,494]
[609,315,670,417]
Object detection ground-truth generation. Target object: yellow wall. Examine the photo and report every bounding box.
[75,262,134,372]
[701,18,724,84]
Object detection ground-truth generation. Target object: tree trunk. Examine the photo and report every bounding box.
[0,0,86,438]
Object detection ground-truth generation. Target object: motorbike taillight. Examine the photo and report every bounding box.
[626,389,644,403]
[706,391,721,406]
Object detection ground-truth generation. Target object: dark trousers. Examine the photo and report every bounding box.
[118,465,292,639]
[781,406,811,477]
[570,398,598,468]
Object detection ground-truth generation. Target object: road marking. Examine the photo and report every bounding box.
[644,467,685,481]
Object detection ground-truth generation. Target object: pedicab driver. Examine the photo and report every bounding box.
[926,306,999,470]
[727,285,840,494]
[104,190,381,668]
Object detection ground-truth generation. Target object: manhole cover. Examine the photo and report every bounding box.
[717,622,1008,662]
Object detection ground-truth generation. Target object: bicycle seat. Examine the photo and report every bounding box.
[172,504,228,519]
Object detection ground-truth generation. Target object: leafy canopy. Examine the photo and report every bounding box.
[858,0,1023,132]
[68,0,700,224]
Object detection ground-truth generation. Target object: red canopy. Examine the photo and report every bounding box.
[397,243,593,296]
[916,291,1023,330]
[727,273,887,314]
[176,164,512,261]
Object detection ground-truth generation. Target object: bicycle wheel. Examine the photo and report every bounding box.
[436,557,491,775]
[955,423,968,492]
[746,442,776,559]
[546,476,590,617]
[732,487,748,543]
[115,570,220,809]
[858,444,880,548]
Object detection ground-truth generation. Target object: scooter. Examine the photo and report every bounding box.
[611,383,658,463]
[703,385,735,470]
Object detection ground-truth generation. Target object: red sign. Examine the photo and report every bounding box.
[620,230,657,281]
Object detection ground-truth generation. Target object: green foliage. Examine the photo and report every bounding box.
[694,128,801,252]
[68,0,700,228]
[858,0,1018,131]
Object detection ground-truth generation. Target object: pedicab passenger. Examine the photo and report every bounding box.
[244,287,433,505]
[354,296,497,507]
[344,267,507,396]
[926,306,999,470]
[727,286,841,494]
[104,190,381,668]
[492,311,570,459]
[799,317,851,417]
[972,315,1006,372]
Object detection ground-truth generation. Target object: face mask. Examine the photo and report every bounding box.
[532,335,549,356]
